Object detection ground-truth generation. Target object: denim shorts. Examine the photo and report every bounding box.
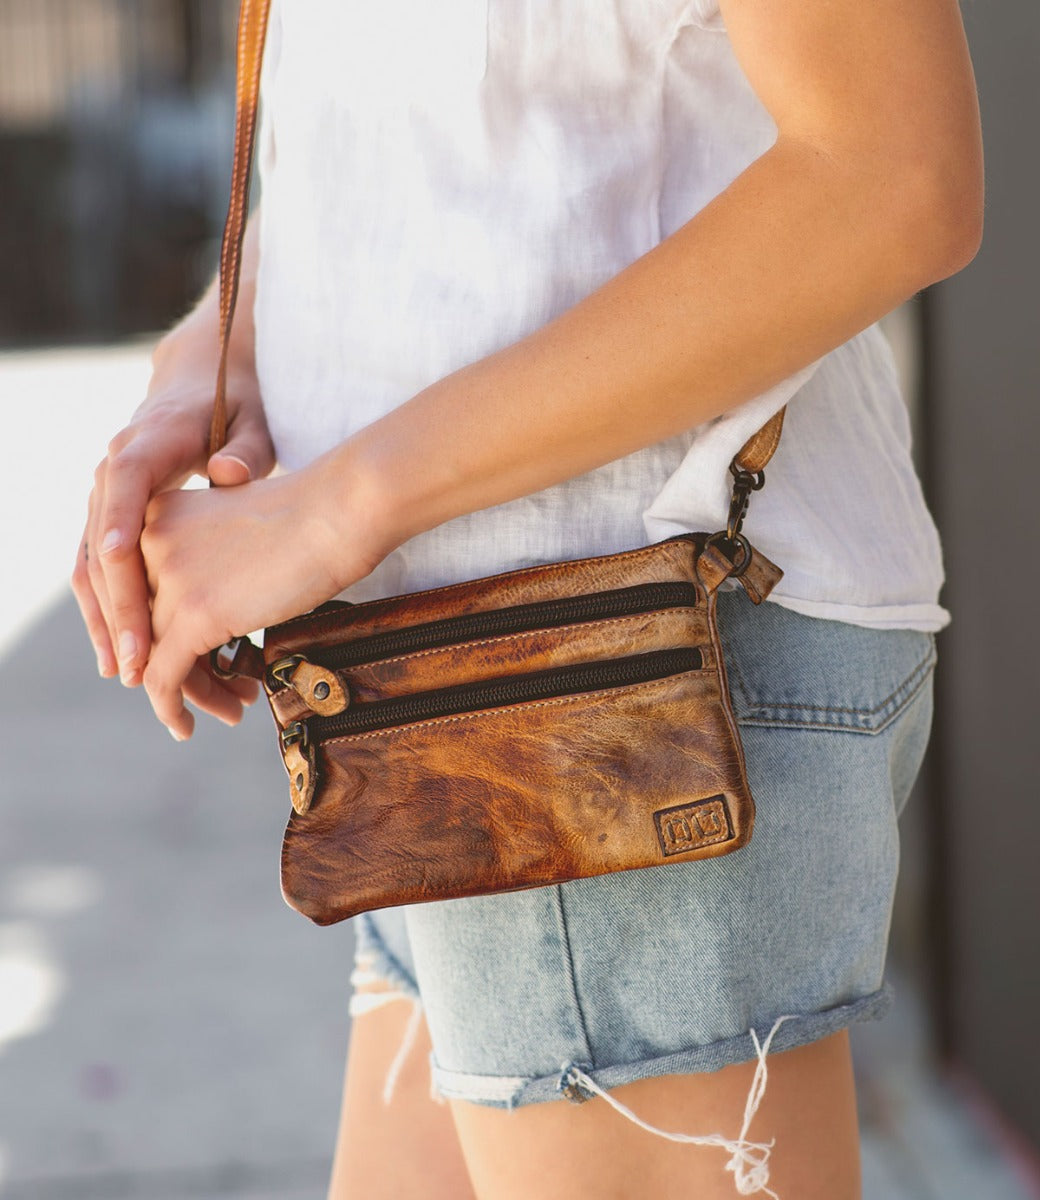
[351,591,936,1110]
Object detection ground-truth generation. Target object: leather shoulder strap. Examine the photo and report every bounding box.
[208,0,786,475]
[733,408,785,475]
[209,0,273,460]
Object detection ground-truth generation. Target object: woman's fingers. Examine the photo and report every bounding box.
[98,544,152,685]
[182,658,261,726]
[75,402,204,686]
[138,468,370,743]
[94,441,168,685]
[143,635,198,741]
[91,398,278,686]
[222,671,263,705]
[71,520,118,678]
[207,403,277,486]
[142,588,260,740]
[206,454,252,487]
[84,480,123,673]
[72,321,280,731]
[146,649,262,739]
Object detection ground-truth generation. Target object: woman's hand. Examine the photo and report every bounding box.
[72,385,275,725]
[138,456,386,741]
[71,214,272,724]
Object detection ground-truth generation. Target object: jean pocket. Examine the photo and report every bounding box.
[718,595,937,735]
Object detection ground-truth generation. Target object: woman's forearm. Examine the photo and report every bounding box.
[314,0,984,567]
[321,130,980,565]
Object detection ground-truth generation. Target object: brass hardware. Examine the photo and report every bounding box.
[211,637,246,679]
[283,736,316,815]
[726,465,765,543]
[705,530,752,578]
[269,655,304,689]
[295,661,348,715]
[280,721,308,751]
[269,656,349,716]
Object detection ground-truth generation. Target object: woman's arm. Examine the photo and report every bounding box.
[73,214,273,713]
[138,0,983,739]
[329,0,983,547]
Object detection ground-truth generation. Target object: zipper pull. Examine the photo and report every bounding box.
[280,721,317,815]
[269,655,350,716]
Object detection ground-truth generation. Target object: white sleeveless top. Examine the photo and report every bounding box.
[254,0,950,632]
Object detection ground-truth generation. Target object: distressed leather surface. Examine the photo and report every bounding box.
[281,648,753,925]
[733,408,785,475]
[264,535,703,662]
[267,534,769,926]
[269,607,714,725]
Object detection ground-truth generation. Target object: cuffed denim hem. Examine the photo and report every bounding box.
[430,986,892,1109]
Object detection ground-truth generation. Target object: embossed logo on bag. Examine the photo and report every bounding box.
[654,796,734,856]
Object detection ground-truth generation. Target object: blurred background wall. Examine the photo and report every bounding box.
[0,0,236,346]
[918,0,1040,1155]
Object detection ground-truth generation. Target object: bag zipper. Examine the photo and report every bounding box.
[282,645,702,745]
[269,580,698,693]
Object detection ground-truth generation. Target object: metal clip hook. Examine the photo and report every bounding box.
[726,465,765,542]
[280,721,309,752]
[269,655,305,690]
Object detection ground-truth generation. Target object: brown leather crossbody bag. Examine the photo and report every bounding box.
[210,0,789,926]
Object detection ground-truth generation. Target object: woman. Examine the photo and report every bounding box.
[73,0,983,1196]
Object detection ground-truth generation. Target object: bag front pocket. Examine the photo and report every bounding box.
[266,579,706,721]
[281,661,753,926]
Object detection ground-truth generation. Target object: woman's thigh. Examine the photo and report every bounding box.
[451,1029,861,1200]
[331,1008,860,1200]
[328,995,476,1200]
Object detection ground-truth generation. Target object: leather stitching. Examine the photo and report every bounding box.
[734,410,785,473]
[729,644,936,733]
[272,538,697,633]
[348,610,701,669]
[319,669,710,746]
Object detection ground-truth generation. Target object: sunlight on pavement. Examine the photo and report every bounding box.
[2,863,103,917]
[0,922,64,1054]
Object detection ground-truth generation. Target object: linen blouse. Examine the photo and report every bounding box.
[253,0,950,632]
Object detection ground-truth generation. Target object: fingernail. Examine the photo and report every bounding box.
[97,653,115,678]
[119,630,137,663]
[218,453,251,476]
[169,727,187,743]
[118,631,138,681]
[101,529,122,556]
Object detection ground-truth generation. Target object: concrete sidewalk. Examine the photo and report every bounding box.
[0,595,354,1198]
[1,595,1036,1199]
